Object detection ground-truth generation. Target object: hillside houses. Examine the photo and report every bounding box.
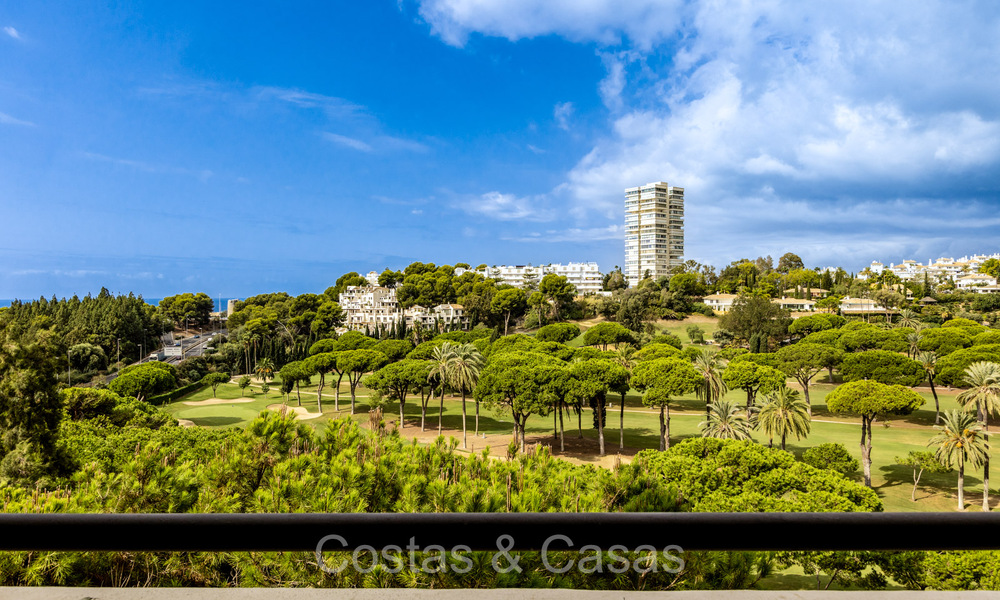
[338,286,469,332]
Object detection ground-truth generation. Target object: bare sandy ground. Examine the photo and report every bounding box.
[266,403,322,420]
[182,397,256,406]
[177,419,195,427]
[375,414,633,469]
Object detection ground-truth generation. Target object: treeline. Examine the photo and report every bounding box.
[0,288,168,377]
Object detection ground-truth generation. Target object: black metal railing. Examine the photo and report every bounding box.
[0,512,998,552]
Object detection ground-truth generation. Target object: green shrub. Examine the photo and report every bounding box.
[802,443,859,477]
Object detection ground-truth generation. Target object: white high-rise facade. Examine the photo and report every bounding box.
[624,182,684,287]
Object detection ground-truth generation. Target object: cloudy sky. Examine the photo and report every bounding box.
[1,1,998,298]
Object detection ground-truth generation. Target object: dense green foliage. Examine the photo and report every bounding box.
[0,289,167,366]
[159,292,214,327]
[107,362,179,399]
[638,438,880,512]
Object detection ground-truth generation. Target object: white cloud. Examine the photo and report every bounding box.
[420,1,1000,267]
[322,132,373,152]
[254,86,363,118]
[457,191,554,221]
[322,132,429,154]
[80,152,213,180]
[0,111,34,127]
[3,26,20,40]
[504,224,623,243]
[415,0,686,47]
[553,101,574,130]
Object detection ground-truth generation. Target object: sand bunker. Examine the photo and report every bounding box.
[177,419,195,427]
[266,403,322,420]
[182,397,256,406]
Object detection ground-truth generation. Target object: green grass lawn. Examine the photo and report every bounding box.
[163,369,994,514]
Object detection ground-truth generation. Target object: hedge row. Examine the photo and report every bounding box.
[147,381,205,405]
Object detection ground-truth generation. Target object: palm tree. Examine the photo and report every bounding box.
[447,343,484,449]
[700,399,754,441]
[957,361,1000,512]
[254,357,275,384]
[692,348,727,417]
[906,332,921,359]
[929,409,989,511]
[917,351,941,424]
[429,342,457,435]
[897,308,920,330]
[612,346,637,451]
[756,386,811,450]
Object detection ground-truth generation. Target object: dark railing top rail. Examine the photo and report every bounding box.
[0,512,997,552]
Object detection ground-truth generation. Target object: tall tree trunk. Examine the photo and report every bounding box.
[826,366,835,383]
[983,411,990,512]
[658,405,666,451]
[399,395,405,431]
[558,401,565,452]
[421,389,428,431]
[958,462,965,511]
[597,399,605,457]
[577,407,582,439]
[781,431,787,451]
[438,386,444,435]
[316,373,325,414]
[475,398,480,435]
[929,374,940,423]
[620,392,626,451]
[335,372,343,411]
[860,416,872,487]
[461,390,467,449]
[295,381,301,407]
[504,314,510,336]
[801,378,812,416]
[911,468,921,502]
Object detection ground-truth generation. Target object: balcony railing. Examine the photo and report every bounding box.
[1,512,998,552]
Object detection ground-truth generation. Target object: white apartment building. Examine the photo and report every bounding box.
[339,286,469,332]
[840,297,891,314]
[405,304,470,329]
[624,182,684,287]
[477,262,603,294]
[862,253,1000,285]
[956,273,997,289]
[339,286,400,330]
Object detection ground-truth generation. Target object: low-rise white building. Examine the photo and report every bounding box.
[703,293,738,314]
[865,253,1000,285]
[339,286,469,332]
[773,297,816,312]
[840,297,891,314]
[956,273,997,289]
[478,262,604,294]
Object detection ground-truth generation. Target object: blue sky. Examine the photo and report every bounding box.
[1,1,999,298]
